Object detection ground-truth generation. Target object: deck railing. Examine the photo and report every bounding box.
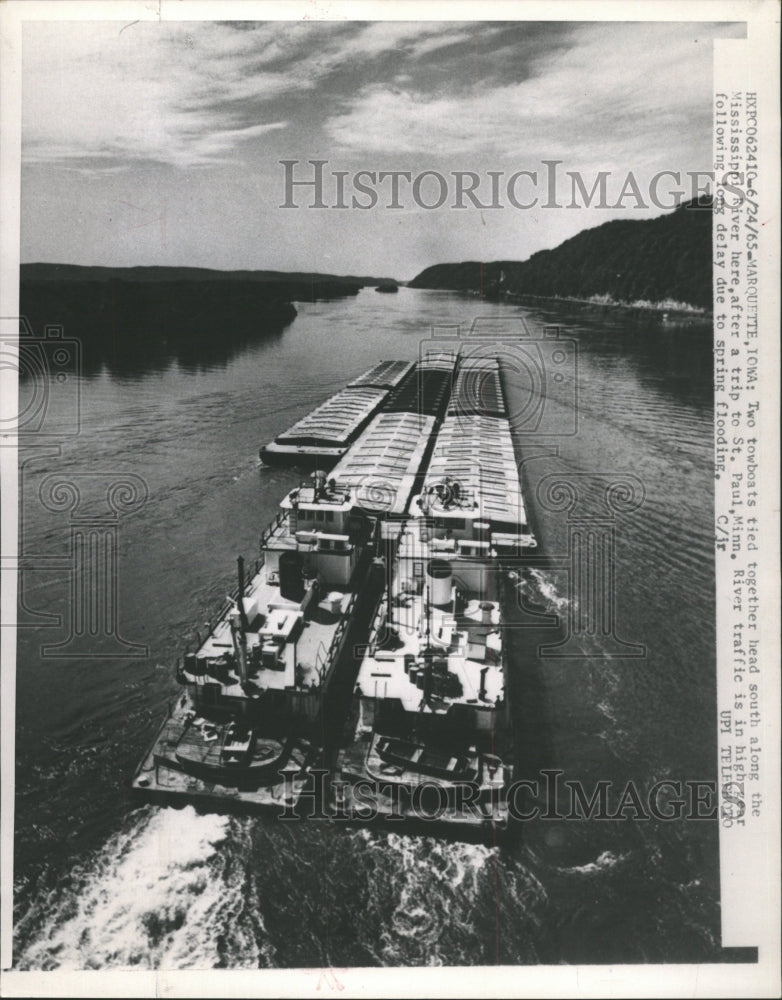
[196,551,267,647]
[317,590,357,684]
[260,510,286,548]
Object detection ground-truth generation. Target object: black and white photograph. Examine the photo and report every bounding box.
[1,2,779,997]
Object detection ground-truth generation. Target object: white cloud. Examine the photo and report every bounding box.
[22,20,496,171]
[23,22,311,169]
[20,17,744,277]
[345,21,488,59]
[324,21,734,173]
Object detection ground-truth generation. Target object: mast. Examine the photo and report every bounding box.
[229,608,248,686]
[385,533,394,626]
[237,555,250,632]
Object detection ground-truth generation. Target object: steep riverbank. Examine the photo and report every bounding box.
[408,197,712,312]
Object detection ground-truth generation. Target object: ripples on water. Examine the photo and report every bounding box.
[13,290,720,968]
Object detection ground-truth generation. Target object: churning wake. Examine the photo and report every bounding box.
[15,806,276,970]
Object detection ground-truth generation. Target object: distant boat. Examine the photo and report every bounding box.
[375,282,399,293]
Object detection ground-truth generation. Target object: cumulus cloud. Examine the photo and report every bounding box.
[324,21,738,173]
[23,22,306,168]
[19,18,745,273]
[22,20,500,171]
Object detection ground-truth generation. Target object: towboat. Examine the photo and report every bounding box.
[132,471,382,811]
[334,352,536,831]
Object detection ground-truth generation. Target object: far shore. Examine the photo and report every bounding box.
[448,288,712,323]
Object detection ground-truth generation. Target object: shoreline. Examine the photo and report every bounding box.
[423,286,712,322]
[506,291,711,322]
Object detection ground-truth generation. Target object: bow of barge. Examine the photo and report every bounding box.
[259,360,413,467]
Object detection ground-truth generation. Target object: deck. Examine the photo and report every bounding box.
[274,386,388,447]
[328,411,436,516]
[187,555,354,697]
[347,359,413,389]
[133,695,314,812]
[356,587,504,714]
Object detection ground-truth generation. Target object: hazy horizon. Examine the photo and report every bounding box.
[19,189,700,285]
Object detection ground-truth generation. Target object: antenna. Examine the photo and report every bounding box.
[237,555,250,632]
[385,533,394,626]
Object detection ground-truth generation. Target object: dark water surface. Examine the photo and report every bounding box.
[13,289,720,968]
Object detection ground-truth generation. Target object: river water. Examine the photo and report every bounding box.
[12,287,726,968]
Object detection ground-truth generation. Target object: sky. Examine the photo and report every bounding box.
[20,17,745,279]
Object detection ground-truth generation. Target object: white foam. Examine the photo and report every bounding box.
[515,568,570,614]
[381,831,496,890]
[557,849,626,876]
[368,832,498,960]
[17,807,273,970]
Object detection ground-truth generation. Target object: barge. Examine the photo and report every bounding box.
[134,349,536,833]
[259,360,412,467]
